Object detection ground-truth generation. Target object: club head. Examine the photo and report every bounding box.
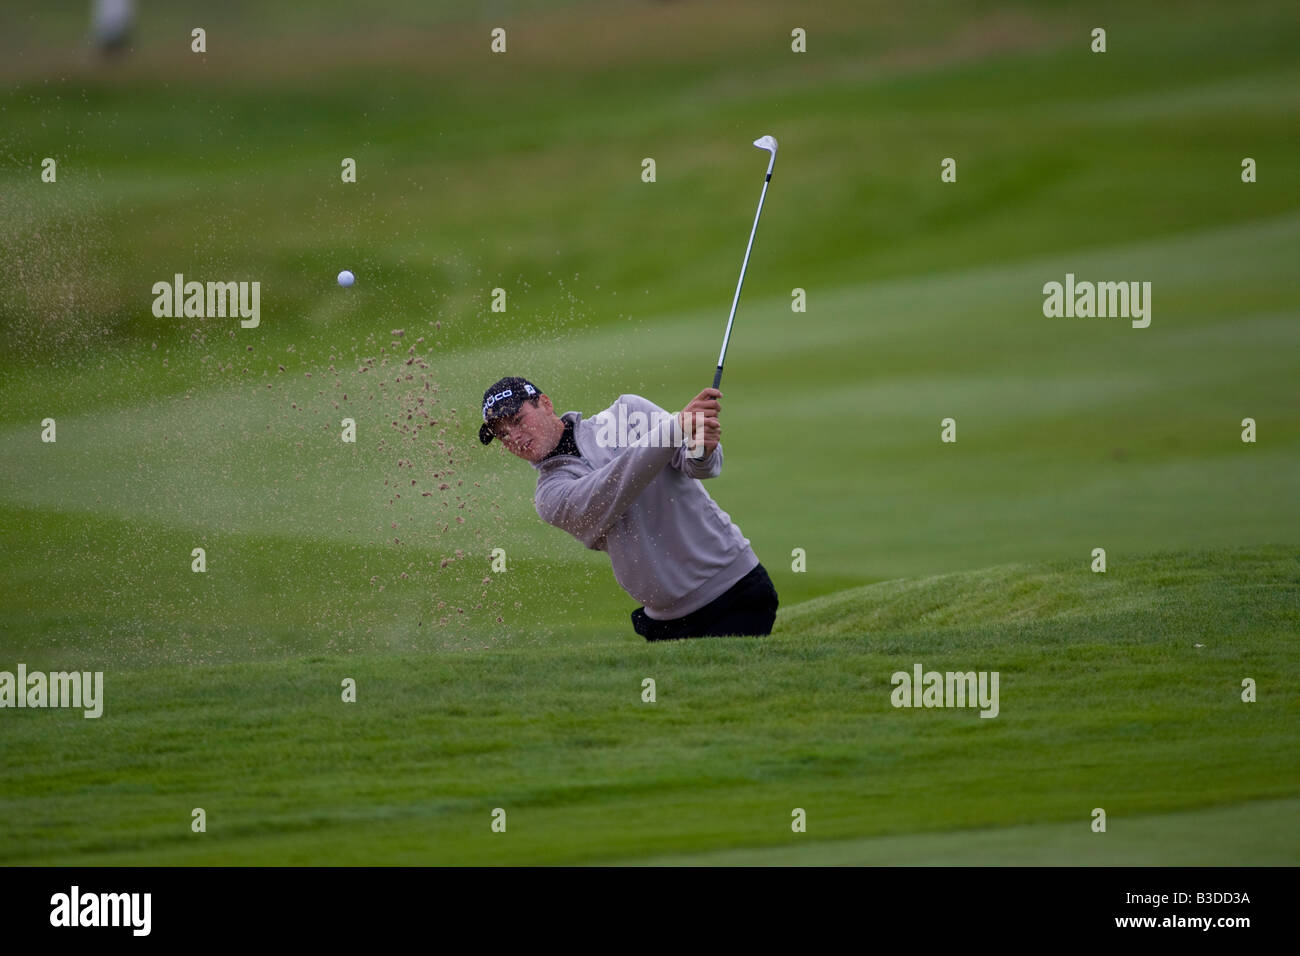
[752,135,777,176]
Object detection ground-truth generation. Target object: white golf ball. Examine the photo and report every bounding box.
[337,270,355,288]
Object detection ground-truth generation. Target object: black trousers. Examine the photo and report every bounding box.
[631,563,779,642]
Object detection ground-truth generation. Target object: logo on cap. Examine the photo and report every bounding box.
[482,383,536,419]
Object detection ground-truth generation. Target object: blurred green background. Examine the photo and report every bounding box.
[1,0,1297,863]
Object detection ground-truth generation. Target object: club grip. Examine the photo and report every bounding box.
[711,366,723,389]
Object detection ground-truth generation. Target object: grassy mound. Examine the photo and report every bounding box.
[778,546,1300,639]
[2,546,1295,865]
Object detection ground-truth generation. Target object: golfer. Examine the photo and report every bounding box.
[478,376,778,641]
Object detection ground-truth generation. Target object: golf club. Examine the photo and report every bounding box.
[712,134,778,390]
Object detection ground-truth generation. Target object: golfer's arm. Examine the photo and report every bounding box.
[672,442,723,479]
[626,393,721,479]
[536,440,678,547]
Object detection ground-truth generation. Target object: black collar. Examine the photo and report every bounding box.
[540,417,581,462]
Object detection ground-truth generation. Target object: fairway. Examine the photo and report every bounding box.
[624,798,1300,866]
[2,0,1298,866]
[1,549,1296,865]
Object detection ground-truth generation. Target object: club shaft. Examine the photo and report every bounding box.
[714,170,772,386]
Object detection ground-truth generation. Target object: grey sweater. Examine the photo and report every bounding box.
[532,393,759,620]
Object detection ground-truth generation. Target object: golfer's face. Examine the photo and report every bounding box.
[493,401,550,462]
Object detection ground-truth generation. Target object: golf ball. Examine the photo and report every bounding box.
[337,270,355,288]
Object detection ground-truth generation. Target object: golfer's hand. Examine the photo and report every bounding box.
[696,415,721,456]
[679,388,722,457]
[682,388,721,422]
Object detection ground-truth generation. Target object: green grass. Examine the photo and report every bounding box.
[1,547,1295,864]
[625,798,1300,865]
[1,0,1298,864]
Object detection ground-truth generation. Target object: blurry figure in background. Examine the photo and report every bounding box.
[92,0,135,55]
